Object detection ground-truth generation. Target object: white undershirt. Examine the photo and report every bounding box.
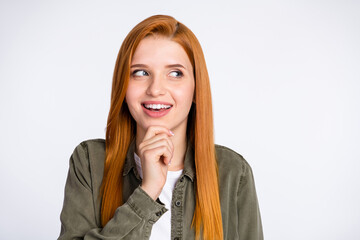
[134,153,183,239]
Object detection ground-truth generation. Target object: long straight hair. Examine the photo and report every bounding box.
[101,15,223,240]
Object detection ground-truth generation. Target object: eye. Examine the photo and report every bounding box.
[132,70,149,77]
[169,70,183,78]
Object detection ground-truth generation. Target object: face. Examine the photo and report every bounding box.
[125,36,195,137]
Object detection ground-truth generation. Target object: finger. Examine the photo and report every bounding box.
[140,139,173,162]
[143,125,174,141]
[148,145,172,166]
[139,133,174,152]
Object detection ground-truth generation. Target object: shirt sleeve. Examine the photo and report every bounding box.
[58,143,167,240]
[237,162,264,240]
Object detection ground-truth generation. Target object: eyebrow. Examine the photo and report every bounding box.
[130,63,186,69]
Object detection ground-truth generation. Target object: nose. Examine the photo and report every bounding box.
[146,74,166,97]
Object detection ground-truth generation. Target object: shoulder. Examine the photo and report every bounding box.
[215,144,250,170]
[77,138,106,153]
[74,137,106,165]
[70,138,106,186]
[215,144,252,181]
[72,138,106,165]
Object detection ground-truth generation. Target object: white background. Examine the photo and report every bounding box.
[0,0,359,239]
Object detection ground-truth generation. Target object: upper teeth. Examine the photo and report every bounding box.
[144,104,171,109]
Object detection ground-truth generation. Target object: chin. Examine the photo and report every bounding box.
[138,121,170,130]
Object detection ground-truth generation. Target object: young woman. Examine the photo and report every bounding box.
[58,15,263,240]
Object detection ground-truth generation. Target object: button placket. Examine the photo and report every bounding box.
[171,174,186,240]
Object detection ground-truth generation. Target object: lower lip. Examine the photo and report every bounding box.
[142,105,172,118]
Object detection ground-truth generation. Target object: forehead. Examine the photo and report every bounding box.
[131,36,192,69]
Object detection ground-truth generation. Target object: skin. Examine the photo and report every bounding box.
[125,36,195,200]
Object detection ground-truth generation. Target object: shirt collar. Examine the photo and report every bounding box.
[123,139,140,179]
[123,138,196,182]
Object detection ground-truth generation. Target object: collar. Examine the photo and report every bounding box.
[123,138,196,182]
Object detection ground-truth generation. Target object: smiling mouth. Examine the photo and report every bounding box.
[142,103,173,111]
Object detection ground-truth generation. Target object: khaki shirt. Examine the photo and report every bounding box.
[58,139,263,240]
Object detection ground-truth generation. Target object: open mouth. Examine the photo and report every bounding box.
[142,103,173,112]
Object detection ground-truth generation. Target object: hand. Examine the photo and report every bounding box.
[138,126,174,200]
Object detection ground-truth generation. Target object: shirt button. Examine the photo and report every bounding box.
[156,211,162,216]
[175,200,181,207]
[180,177,184,182]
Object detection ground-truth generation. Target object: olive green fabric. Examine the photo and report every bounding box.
[58,139,263,240]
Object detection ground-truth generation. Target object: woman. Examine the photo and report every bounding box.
[59,15,263,240]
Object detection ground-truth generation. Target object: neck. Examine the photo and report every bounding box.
[168,128,187,171]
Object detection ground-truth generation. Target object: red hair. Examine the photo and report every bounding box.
[101,15,223,240]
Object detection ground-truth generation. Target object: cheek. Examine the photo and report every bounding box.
[125,84,141,107]
[173,83,195,107]
[125,85,142,121]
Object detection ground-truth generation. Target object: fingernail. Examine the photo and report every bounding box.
[169,130,174,136]
[168,160,172,166]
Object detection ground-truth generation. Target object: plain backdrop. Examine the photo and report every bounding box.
[0,0,359,239]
